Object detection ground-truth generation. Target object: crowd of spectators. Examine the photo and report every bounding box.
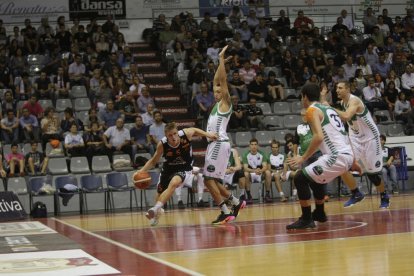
[152,6,414,134]
[0,14,166,177]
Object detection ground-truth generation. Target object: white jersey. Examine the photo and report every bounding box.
[309,103,352,156]
[341,94,380,143]
[206,101,232,141]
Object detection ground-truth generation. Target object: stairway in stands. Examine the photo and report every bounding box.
[128,42,207,165]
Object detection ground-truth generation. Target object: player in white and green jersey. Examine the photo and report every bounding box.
[267,140,288,202]
[336,81,390,209]
[286,84,359,231]
[203,45,246,225]
[242,138,272,203]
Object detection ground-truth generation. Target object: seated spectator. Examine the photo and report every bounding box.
[357,55,373,78]
[363,44,379,68]
[0,155,6,180]
[195,82,215,122]
[14,72,34,101]
[384,81,399,120]
[380,135,398,193]
[83,121,107,166]
[68,54,87,86]
[103,118,132,161]
[136,86,154,114]
[248,73,269,102]
[117,91,139,123]
[188,63,205,99]
[340,9,354,31]
[246,98,265,129]
[373,73,385,94]
[239,60,256,86]
[394,92,414,134]
[22,94,44,119]
[355,69,367,91]
[100,100,121,128]
[40,107,61,150]
[141,103,155,126]
[267,140,288,202]
[281,49,296,86]
[64,123,85,156]
[401,64,414,97]
[363,7,377,34]
[293,10,314,35]
[130,115,154,158]
[275,9,291,39]
[149,110,165,146]
[206,40,220,65]
[5,143,25,177]
[216,13,232,38]
[1,109,19,144]
[34,71,53,99]
[229,95,248,130]
[362,78,387,114]
[250,31,266,51]
[1,90,18,117]
[246,9,259,30]
[266,71,285,101]
[60,107,84,134]
[83,108,103,132]
[229,70,248,102]
[25,141,48,175]
[53,66,71,99]
[332,16,348,36]
[228,6,243,29]
[385,70,401,90]
[242,138,270,204]
[237,21,252,45]
[20,108,40,142]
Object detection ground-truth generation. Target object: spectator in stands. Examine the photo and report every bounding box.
[373,54,390,79]
[195,82,215,122]
[1,91,17,117]
[376,15,390,37]
[364,43,379,68]
[55,23,72,52]
[382,9,394,30]
[117,91,139,123]
[228,6,243,29]
[293,10,314,35]
[24,26,39,54]
[73,25,90,52]
[267,140,288,202]
[355,68,367,91]
[95,79,113,111]
[362,78,387,114]
[9,48,27,77]
[83,121,106,166]
[380,135,399,193]
[130,115,154,157]
[172,41,186,69]
[394,91,413,134]
[281,49,296,86]
[129,75,145,98]
[401,64,414,97]
[34,71,53,100]
[340,56,355,81]
[385,69,401,90]
[242,138,269,204]
[100,100,121,128]
[229,95,248,130]
[255,18,270,40]
[61,107,84,134]
[237,21,253,46]
[14,71,33,101]
[239,60,256,86]
[371,26,385,49]
[332,16,349,36]
[248,73,269,102]
[275,9,291,39]
[136,86,154,115]
[24,141,47,176]
[404,9,414,34]
[188,63,205,98]
[41,107,61,150]
[64,123,85,157]
[363,7,377,34]
[20,108,40,142]
[159,24,177,52]
[266,71,285,101]
[170,14,184,33]
[247,9,260,30]
[22,94,43,119]
[83,108,103,132]
[149,110,165,146]
[373,73,385,94]
[340,9,354,32]
[142,103,155,126]
[0,56,13,89]
[384,81,399,121]
[68,54,86,86]
[200,12,215,32]
[54,67,70,99]
[246,98,265,129]
[103,118,132,161]
[229,70,248,102]
[5,143,25,177]
[206,40,220,65]
[250,31,266,51]
[357,55,373,78]
[1,109,19,144]
[249,51,261,71]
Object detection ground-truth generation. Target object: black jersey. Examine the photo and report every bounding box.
[161,130,193,174]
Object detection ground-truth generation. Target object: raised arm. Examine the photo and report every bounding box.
[214,45,231,106]
[183,127,218,141]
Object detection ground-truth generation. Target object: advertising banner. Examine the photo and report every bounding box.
[69,0,126,20]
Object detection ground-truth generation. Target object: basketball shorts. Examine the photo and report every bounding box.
[351,137,383,173]
[304,153,353,184]
[249,172,263,183]
[271,169,283,178]
[157,170,193,194]
[223,170,244,185]
[203,141,231,180]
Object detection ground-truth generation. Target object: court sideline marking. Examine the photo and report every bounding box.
[52,217,204,276]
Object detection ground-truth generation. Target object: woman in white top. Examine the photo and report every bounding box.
[357,55,372,78]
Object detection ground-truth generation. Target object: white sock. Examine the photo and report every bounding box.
[153,201,163,212]
[229,194,240,206]
[220,202,231,214]
[293,189,297,196]
[279,192,285,197]
[239,188,245,197]
[197,174,204,201]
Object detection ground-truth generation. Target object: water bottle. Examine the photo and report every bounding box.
[259,186,263,204]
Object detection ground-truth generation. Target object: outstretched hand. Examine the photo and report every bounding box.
[219,45,228,58]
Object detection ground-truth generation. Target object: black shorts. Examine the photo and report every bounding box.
[157,171,186,194]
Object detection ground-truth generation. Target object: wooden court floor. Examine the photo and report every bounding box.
[40,193,414,276]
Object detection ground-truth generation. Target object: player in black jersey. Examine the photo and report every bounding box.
[136,122,218,226]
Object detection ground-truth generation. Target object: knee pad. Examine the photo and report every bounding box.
[293,170,311,200]
[309,182,325,200]
[367,173,382,186]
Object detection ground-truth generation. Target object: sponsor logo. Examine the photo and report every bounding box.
[0,199,23,213]
[312,165,324,176]
[207,165,215,172]
[375,161,381,168]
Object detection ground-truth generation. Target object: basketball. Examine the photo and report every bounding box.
[133,171,151,189]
